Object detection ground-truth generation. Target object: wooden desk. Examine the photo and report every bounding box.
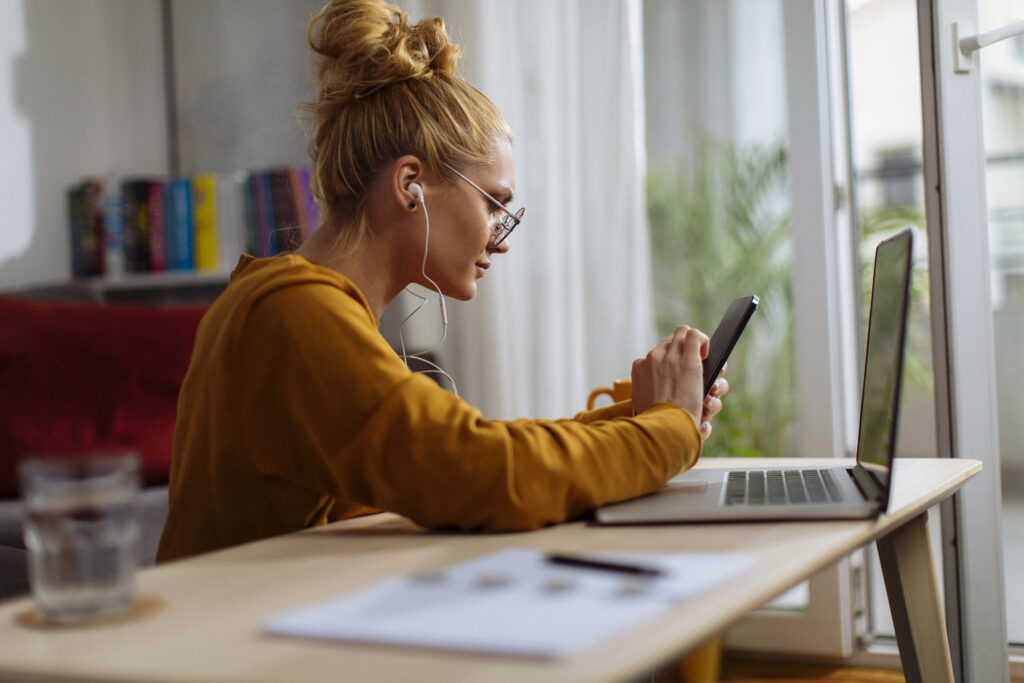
[0,457,980,683]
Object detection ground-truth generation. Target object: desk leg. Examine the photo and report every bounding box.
[876,511,954,683]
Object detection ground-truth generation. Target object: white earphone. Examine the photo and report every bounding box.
[396,180,456,394]
[409,182,424,204]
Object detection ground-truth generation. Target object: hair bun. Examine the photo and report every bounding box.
[309,0,462,103]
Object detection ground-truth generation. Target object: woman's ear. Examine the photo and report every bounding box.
[392,155,425,211]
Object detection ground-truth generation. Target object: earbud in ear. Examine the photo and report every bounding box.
[409,183,423,203]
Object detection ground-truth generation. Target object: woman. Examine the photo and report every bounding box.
[156,0,726,563]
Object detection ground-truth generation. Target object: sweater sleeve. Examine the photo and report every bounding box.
[573,400,635,423]
[240,285,701,532]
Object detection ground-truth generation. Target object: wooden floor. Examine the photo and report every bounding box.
[658,656,1024,683]
[717,658,906,682]
[653,655,907,683]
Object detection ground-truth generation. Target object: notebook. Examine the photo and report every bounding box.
[264,548,756,659]
[596,228,913,524]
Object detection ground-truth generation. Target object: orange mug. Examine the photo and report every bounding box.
[587,379,632,410]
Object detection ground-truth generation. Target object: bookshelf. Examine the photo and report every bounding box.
[0,3,325,294]
[45,3,324,303]
[86,271,229,305]
[15,272,228,307]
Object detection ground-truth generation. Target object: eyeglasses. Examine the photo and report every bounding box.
[443,164,525,246]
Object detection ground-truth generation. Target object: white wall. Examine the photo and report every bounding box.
[0,0,168,289]
[170,0,321,174]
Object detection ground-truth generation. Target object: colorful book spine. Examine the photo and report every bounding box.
[67,185,86,277]
[120,180,144,272]
[289,166,320,241]
[147,181,167,272]
[268,168,300,253]
[242,173,257,257]
[67,182,104,278]
[248,171,274,257]
[88,181,105,276]
[191,174,219,272]
[101,174,125,278]
[72,165,320,278]
[166,178,194,271]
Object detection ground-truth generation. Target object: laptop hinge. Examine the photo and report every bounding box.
[848,466,883,503]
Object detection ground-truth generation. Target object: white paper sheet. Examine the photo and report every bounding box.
[264,548,756,659]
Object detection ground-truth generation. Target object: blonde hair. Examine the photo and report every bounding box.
[302,0,511,254]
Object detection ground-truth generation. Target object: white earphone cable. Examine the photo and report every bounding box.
[397,186,458,396]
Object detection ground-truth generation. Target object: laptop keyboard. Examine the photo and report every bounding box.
[724,469,845,506]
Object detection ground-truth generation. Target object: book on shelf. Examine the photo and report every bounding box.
[166,178,194,271]
[191,174,219,272]
[290,166,319,242]
[246,171,275,258]
[268,168,302,253]
[121,179,154,273]
[101,174,125,278]
[217,171,248,272]
[242,166,314,259]
[66,165,316,282]
[147,180,167,272]
[67,180,104,278]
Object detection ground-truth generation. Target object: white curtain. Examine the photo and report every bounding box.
[400,0,655,420]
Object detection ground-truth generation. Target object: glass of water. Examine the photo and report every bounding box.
[18,454,141,623]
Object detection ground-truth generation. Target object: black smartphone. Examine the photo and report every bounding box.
[702,295,759,397]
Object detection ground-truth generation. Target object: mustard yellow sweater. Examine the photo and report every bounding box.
[156,254,701,562]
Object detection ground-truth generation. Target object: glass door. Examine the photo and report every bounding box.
[974,0,1024,661]
[915,0,1013,679]
[842,0,951,650]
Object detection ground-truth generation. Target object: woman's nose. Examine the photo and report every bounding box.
[488,236,511,254]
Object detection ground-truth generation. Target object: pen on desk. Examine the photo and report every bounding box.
[544,553,665,578]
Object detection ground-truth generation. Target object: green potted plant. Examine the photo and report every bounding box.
[647,133,796,460]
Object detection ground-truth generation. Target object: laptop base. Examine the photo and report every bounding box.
[595,466,882,525]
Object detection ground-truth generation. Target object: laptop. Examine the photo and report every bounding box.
[596,228,913,524]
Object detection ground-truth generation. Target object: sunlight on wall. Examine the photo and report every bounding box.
[0,0,34,266]
[0,0,167,289]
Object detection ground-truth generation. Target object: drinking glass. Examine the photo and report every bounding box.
[19,453,141,623]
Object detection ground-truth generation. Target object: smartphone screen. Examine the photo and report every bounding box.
[702,295,759,397]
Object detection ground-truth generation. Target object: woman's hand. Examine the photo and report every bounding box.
[700,375,729,439]
[631,326,730,441]
[631,325,709,431]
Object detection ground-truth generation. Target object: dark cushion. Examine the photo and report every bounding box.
[0,545,28,601]
[0,296,205,499]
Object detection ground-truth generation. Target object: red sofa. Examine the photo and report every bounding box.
[0,295,206,498]
[0,294,206,598]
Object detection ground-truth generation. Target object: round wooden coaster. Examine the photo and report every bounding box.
[14,594,165,630]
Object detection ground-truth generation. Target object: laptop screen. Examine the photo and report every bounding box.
[855,229,913,491]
